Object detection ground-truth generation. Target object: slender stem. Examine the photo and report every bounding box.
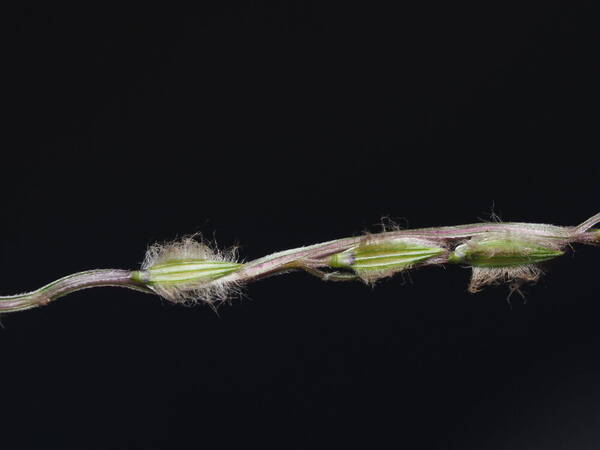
[575,212,600,234]
[224,238,361,283]
[0,269,152,313]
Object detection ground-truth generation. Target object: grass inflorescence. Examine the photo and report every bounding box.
[1,212,598,314]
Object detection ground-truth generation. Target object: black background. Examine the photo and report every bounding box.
[3,2,598,449]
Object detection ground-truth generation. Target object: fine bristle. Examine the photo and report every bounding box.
[468,265,543,294]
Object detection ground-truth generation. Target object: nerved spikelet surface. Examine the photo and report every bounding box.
[329,236,447,284]
[140,235,243,305]
[449,233,565,293]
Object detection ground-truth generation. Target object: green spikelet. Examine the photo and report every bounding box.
[328,238,445,281]
[132,259,242,286]
[448,235,564,268]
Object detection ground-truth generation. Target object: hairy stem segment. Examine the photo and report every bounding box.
[1,213,599,314]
